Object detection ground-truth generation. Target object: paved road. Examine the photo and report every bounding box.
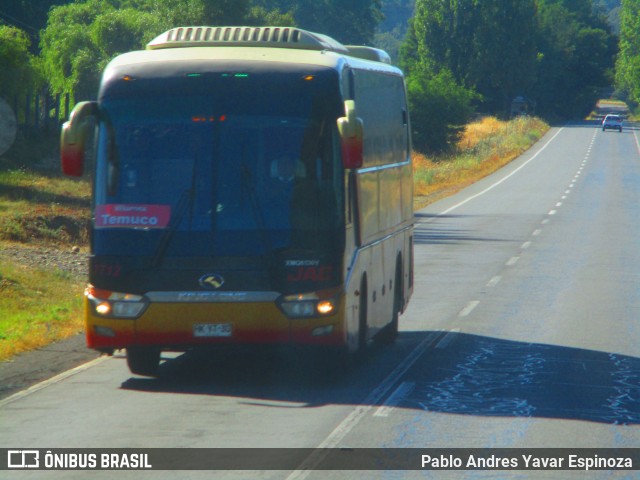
[2,121,640,479]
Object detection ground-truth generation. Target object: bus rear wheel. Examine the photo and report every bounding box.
[377,263,401,345]
[126,347,161,376]
[357,277,368,352]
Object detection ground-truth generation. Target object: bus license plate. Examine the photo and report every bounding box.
[193,323,232,337]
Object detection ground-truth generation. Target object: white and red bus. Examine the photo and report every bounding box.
[61,26,413,375]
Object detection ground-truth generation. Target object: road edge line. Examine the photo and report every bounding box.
[0,356,108,408]
[285,331,444,479]
[430,127,565,219]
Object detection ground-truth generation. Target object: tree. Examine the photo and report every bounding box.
[38,0,294,104]
[0,26,42,100]
[405,0,481,86]
[39,0,113,100]
[0,0,65,52]
[472,1,538,115]
[404,0,617,125]
[405,0,538,115]
[534,0,617,117]
[402,0,536,150]
[406,66,477,153]
[615,0,640,106]
[254,0,383,44]
[400,6,479,152]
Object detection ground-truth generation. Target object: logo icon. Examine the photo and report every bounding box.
[8,450,39,469]
[199,274,224,289]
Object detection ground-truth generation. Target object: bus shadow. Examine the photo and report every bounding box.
[413,215,513,245]
[120,331,640,425]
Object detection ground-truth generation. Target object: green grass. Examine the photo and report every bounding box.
[0,258,85,360]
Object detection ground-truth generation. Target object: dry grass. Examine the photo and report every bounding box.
[0,168,90,245]
[413,116,549,209]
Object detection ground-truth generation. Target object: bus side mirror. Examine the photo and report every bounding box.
[61,101,99,177]
[337,100,364,169]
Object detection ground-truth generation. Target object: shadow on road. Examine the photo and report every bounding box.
[413,213,515,245]
[120,331,640,426]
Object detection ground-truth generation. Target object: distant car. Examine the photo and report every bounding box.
[602,114,623,132]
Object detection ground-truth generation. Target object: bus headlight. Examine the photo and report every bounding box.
[280,300,316,317]
[278,291,338,319]
[86,286,148,319]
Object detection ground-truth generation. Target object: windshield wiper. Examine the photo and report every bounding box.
[151,187,193,267]
[240,154,273,271]
[151,157,198,267]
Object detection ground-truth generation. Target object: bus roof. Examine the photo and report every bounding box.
[105,27,401,74]
[147,26,392,65]
[100,26,402,94]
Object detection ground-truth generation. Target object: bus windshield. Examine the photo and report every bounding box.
[93,71,344,258]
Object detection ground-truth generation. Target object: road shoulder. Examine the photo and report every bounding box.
[0,333,99,400]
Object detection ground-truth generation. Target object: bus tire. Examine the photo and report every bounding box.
[358,276,368,352]
[126,346,161,376]
[378,261,401,345]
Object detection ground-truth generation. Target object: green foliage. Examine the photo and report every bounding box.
[37,0,298,103]
[0,0,61,45]
[615,0,640,106]
[0,257,85,361]
[402,0,537,151]
[471,1,538,113]
[39,0,113,100]
[254,0,383,44]
[533,0,617,117]
[404,0,538,113]
[0,26,42,99]
[407,67,478,153]
[402,0,618,149]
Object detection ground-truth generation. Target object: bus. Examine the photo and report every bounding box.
[61,26,414,376]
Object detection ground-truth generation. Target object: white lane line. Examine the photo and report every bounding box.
[541,219,549,225]
[0,356,108,408]
[459,301,480,317]
[548,210,557,215]
[634,128,640,156]
[506,256,520,266]
[373,382,416,417]
[486,275,502,287]
[435,328,461,349]
[555,202,563,207]
[286,332,442,479]
[521,241,532,250]
[533,229,542,236]
[427,128,564,218]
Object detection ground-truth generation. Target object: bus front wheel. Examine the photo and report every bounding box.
[126,347,161,376]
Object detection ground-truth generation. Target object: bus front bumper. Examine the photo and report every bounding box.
[85,298,346,351]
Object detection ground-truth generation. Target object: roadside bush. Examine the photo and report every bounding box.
[407,67,477,153]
